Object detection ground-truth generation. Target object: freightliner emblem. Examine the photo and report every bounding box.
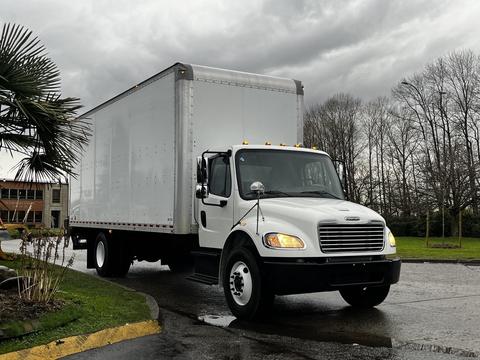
[345,216,360,221]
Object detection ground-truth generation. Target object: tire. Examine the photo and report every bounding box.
[94,233,131,277]
[339,285,390,308]
[223,246,274,320]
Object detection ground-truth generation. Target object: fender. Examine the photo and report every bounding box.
[227,213,315,257]
[219,229,258,287]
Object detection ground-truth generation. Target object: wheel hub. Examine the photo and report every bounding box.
[229,261,253,306]
[96,240,105,268]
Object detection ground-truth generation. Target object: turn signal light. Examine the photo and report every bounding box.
[388,231,396,247]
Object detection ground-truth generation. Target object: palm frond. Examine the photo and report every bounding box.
[0,23,91,182]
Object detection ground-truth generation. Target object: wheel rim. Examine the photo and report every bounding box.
[96,240,106,268]
[229,261,253,306]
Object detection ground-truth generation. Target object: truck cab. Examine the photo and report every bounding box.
[194,144,400,319]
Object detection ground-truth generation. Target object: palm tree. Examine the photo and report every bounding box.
[0,23,90,259]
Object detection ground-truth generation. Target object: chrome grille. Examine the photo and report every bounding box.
[318,224,385,253]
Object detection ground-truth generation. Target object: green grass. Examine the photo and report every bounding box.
[0,258,151,354]
[396,236,480,260]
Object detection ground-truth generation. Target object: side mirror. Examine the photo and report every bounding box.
[196,157,208,184]
[250,181,265,196]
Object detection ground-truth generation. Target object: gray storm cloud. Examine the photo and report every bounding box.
[1,0,480,176]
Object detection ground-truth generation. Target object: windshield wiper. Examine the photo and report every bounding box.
[300,190,341,199]
[244,190,292,198]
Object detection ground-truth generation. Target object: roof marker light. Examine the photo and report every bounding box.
[294,143,302,148]
[265,141,272,145]
[279,143,287,146]
[312,146,318,150]
[242,140,249,145]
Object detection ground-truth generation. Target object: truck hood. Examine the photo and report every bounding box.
[257,197,385,224]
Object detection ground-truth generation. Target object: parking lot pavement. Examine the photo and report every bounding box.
[2,238,480,358]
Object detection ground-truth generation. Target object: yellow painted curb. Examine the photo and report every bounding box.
[0,320,161,360]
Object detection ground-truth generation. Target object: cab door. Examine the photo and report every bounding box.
[198,154,234,249]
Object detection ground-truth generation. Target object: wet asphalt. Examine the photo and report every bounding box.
[2,239,480,359]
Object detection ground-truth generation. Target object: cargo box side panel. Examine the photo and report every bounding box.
[70,117,96,223]
[189,79,300,227]
[126,72,176,227]
[71,72,176,230]
[191,82,298,154]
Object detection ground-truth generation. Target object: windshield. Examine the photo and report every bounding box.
[235,149,345,200]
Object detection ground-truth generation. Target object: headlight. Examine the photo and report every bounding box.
[388,231,396,247]
[263,233,305,249]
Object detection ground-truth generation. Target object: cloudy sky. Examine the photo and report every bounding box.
[1,0,480,177]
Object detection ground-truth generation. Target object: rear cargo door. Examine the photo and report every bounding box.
[198,154,233,248]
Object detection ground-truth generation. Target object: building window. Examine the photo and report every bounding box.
[51,210,60,228]
[0,189,8,199]
[34,211,43,223]
[0,210,8,222]
[17,211,25,223]
[9,212,17,223]
[9,189,18,199]
[52,189,61,203]
[35,190,43,200]
[27,190,35,200]
[27,211,34,223]
[19,189,27,199]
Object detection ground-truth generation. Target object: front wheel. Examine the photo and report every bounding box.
[223,247,274,320]
[339,285,390,308]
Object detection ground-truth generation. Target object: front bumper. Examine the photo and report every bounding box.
[262,256,401,295]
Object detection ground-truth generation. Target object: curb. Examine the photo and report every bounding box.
[401,258,480,265]
[0,320,161,360]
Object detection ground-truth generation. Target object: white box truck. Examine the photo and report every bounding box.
[69,63,400,319]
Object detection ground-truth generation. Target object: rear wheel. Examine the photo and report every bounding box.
[94,233,131,277]
[339,285,390,308]
[223,247,274,320]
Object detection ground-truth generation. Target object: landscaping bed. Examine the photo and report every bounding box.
[0,288,63,324]
[0,257,151,354]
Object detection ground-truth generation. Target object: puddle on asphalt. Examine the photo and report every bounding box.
[198,314,236,327]
[198,314,392,348]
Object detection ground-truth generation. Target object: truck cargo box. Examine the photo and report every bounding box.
[70,63,304,234]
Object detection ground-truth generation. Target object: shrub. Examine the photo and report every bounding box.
[17,232,74,303]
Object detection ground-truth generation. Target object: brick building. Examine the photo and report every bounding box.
[0,180,69,228]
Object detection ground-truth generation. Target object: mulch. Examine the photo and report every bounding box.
[0,289,63,323]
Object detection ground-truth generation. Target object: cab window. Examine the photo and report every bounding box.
[209,156,231,197]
